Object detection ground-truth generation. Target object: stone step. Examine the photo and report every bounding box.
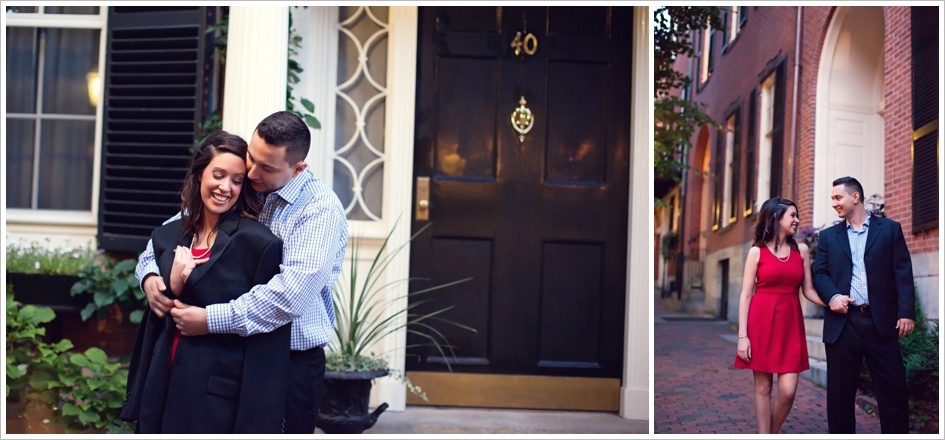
[804,318,824,337]
[800,357,828,388]
[807,334,826,362]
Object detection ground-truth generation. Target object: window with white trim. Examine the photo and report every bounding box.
[727,7,740,42]
[699,25,711,85]
[756,72,776,212]
[5,6,105,220]
[722,115,735,228]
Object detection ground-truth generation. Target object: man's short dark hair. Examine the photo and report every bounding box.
[254,111,311,165]
[832,176,865,202]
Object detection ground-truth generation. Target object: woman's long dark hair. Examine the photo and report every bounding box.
[179,130,259,239]
[752,198,799,252]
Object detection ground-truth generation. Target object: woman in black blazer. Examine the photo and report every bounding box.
[120,131,289,433]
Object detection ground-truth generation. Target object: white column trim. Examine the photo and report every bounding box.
[620,5,651,422]
[222,6,289,141]
[813,6,849,230]
[298,6,339,183]
[371,5,419,413]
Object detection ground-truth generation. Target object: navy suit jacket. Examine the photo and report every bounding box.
[121,212,289,433]
[812,215,915,344]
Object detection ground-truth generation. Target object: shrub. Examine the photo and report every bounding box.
[71,258,148,324]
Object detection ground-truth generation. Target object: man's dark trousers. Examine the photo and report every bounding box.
[824,305,909,433]
[284,346,326,434]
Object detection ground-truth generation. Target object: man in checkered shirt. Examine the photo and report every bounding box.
[136,111,348,434]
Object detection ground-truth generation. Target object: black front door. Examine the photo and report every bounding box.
[408,6,631,381]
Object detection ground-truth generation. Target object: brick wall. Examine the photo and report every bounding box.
[686,6,800,252]
[882,6,939,252]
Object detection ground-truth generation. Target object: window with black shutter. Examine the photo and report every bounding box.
[713,129,724,230]
[744,87,757,216]
[729,107,741,222]
[98,6,210,253]
[911,6,938,234]
[769,57,787,199]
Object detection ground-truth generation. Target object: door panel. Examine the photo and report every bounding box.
[409,6,630,382]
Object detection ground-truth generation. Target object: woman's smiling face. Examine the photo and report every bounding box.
[199,151,245,223]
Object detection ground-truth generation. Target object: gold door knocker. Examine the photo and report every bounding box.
[510,96,535,143]
[510,32,538,56]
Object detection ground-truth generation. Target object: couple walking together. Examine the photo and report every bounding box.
[118,111,348,433]
[735,176,916,434]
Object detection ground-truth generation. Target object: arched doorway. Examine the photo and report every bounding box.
[813,6,885,228]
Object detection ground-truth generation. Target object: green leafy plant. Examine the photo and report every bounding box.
[49,347,133,433]
[6,286,71,400]
[660,232,678,261]
[328,220,476,399]
[70,258,148,324]
[7,286,134,433]
[6,238,97,275]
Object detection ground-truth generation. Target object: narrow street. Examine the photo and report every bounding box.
[654,295,881,434]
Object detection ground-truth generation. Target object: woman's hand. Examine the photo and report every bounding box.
[737,337,751,363]
[169,246,208,295]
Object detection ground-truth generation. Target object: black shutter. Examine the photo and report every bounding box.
[744,88,757,215]
[707,28,715,74]
[739,6,747,27]
[769,57,787,199]
[98,6,208,253]
[911,6,939,234]
[729,107,740,221]
[713,129,724,229]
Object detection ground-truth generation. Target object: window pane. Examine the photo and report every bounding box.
[37,120,94,210]
[6,119,36,208]
[6,27,38,113]
[44,6,100,15]
[5,6,37,13]
[42,28,100,115]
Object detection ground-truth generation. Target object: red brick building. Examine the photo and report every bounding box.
[658,6,939,321]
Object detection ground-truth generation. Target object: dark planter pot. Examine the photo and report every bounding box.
[316,370,389,434]
[5,273,85,312]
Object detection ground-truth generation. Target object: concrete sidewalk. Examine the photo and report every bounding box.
[654,295,881,434]
[320,406,648,434]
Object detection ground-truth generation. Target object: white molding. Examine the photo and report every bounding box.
[814,7,848,229]
[6,209,97,227]
[621,5,651,422]
[4,12,106,29]
[369,5,419,413]
[298,6,339,183]
[222,6,289,142]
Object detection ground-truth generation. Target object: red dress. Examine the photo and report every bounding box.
[734,246,809,373]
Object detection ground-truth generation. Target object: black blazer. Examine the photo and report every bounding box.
[812,215,915,343]
[120,212,289,433]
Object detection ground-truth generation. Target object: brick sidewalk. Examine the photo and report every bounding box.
[654,296,881,434]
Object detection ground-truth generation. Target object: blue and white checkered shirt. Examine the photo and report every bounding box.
[846,213,871,306]
[135,172,348,350]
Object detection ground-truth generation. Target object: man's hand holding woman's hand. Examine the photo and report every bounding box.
[737,336,751,363]
[828,295,855,314]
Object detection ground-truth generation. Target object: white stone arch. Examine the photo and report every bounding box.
[813,6,885,228]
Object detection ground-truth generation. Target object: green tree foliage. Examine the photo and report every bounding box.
[654,7,723,184]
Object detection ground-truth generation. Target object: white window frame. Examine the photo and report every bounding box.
[699,25,710,85]
[4,8,107,226]
[722,115,735,228]
[756,72,776,212]
[728,6,740,43]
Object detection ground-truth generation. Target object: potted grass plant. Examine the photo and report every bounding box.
[317,221,475,434]
[5,238,97,312]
